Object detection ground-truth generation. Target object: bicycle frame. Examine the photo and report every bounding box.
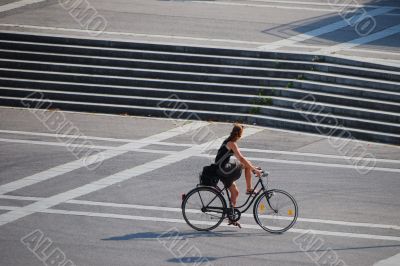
[225,177,266,212]
[197,176,268,215]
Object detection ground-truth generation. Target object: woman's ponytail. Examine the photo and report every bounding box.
[227,123,244,142]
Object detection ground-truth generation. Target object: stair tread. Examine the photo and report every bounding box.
[0,77,399,116]
[1,48,399,84]
[0,61,399,97]
[1,38,399,73]
[1,87,399,128]
[2,95,398,138]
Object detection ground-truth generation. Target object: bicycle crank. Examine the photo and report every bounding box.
[227,208,241,222]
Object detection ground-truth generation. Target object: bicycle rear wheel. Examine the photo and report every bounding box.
[253,189,298,233]
[182,186,227,231]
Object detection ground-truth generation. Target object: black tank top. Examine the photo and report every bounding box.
[215,138,234,167]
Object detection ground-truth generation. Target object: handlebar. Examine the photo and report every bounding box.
[252,167,269,178]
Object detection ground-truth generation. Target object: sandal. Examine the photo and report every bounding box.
[246,188,259,195]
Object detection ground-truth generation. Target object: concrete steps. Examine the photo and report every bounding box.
[1,49,399,91]
[0,32,399,144]
[1,77,399,123]
[2,86,399,135]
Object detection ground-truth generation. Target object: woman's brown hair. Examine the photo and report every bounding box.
[227,123,244,142]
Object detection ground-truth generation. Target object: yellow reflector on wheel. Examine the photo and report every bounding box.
[259,203,266,213]
[288,209,293,216]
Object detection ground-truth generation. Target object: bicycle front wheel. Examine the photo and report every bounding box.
[253,189,298,233]
[182,186,227,231]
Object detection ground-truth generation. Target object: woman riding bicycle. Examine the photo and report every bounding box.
[215,123,262,227]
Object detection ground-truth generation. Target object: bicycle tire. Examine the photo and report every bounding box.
[253,189,298,233]
[182,186,227,231]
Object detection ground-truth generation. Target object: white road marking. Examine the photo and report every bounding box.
[0,205,399,242]
[198,155,400,174]
[1,131,399,163]
[243,156,400,174]
[319,24,400,54]
[246,0,399,10]
[0,129,192,147]
[0,121,208,195]
[0,127,263,226]
[0,0,47,13]
[374,252,400,266]
[191,0,335,12]
[0,25,268,45]
[1,194,400,230]
[0,137,177,155]
[1,137,399,173]
[245,0,352,8]
[193,0,399,14]
[258,6,396,50]
[239,148,400,164]
[0,195,40,201]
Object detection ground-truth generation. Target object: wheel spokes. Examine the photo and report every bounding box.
[255,190,298,233]
[183,188,225,231]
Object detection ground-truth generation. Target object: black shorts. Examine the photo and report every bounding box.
[216,158,242,188]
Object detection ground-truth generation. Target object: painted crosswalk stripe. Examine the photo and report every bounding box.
[243,156,400,174]
[0,205,399,242]
[0,129,192,147]
[192,0,334,12]
[0,135,400,164]
[258,6,396,50]
[1,137,399,173]
[0,0,47,13]
[1,194,399,230]
[200,154,400,174]
[319,24,400,54]
[0,121,208,195]
[1,129,399,164]
[0,25,268,45]
[0,137,175,154]
[245,0,393,9]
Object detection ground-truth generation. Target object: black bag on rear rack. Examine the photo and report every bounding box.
[199,164,219,187]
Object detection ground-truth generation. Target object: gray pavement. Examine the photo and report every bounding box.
[0,107,399,266]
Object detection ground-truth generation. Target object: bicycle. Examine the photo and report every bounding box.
[181,168,298,233]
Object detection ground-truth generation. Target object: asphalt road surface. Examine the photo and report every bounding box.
[0,107,399,266]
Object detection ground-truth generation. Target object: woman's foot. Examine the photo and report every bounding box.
[228,220,241,228]
[246,188,259,195]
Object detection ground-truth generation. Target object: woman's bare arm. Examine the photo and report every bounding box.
[227,141,255,170]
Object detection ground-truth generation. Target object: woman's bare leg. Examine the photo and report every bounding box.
[228,182,239,207]
[245,166,252,191]
[227,182,241,228]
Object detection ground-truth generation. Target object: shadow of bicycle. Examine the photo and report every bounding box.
[102,229,275,241]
